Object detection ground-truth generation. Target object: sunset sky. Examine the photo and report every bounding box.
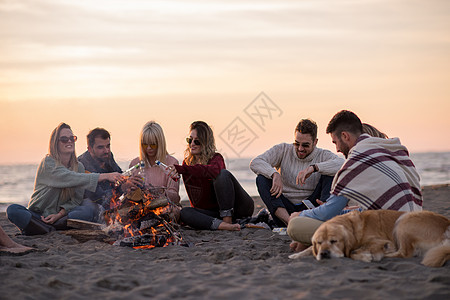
[1,0,449,165]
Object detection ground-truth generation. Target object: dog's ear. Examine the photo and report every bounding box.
[311,225,324,257]
[312,241,318,257]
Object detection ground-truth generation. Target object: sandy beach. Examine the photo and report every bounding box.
[1,185,449,300]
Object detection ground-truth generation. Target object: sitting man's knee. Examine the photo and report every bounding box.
[287,216,323,246]
[256,174,271,188]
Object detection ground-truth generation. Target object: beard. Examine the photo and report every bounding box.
[341,144,351,159]
[95,153,110,163]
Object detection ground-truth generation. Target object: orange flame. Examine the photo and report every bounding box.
[105,187,182,249]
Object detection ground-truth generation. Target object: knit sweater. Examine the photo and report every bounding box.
[175,153,225,211]
[28,156,99,217]
[130,155,181,204]
[250,144,344,204]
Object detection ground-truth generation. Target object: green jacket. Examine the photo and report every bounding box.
[28,156,99,217]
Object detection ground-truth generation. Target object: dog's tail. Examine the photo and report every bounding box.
[421,243,450,267]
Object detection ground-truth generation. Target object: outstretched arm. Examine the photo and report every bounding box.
[297,195,349,222]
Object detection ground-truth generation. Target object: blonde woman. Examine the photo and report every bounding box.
[169,121,254,231]
[7,123,121,235]
[129,121,180,204]
[362,123,388,139]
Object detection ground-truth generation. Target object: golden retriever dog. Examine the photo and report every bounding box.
[289,210,450,267]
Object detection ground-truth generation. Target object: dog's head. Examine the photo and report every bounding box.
[311,213,359,260]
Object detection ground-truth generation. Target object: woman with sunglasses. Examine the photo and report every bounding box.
[6,123,122,235]
[169,121,254,231]
[129,121,180,204]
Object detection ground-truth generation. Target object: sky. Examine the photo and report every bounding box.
[1,0,449,165]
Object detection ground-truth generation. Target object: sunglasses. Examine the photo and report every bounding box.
[59,136,77,143]
[293,141,311,148]
[186,137,201,146]
[142,143,157,149]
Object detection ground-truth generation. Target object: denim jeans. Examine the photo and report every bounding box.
[7,199,98,231]
[256,174,334,227]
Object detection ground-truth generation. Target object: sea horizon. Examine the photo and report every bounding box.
[1,151,449,212]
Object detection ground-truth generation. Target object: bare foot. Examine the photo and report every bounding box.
[222,216,232,224]
[218,222,241,231]
[290,241,308,252]
[0,244,34,254]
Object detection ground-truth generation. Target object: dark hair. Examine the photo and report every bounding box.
[295,119,318,140]
[184,121,216,165]
[326,110,363,136]
[87,128,110,148]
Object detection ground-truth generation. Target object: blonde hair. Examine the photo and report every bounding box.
[48,122,78,202]
[139,121,169,166]
[184,121,216,166]
[362,123,388,139]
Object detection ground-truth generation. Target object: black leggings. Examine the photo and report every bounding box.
[180,169,254,230]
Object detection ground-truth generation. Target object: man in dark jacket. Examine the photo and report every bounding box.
[78,128,128,210]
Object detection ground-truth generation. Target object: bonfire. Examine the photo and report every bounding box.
[100,187,184,249]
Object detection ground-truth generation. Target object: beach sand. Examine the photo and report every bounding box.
[1,185,449,300]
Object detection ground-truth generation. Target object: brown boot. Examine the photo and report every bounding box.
[23,217,56,235]
[52,215,68,230]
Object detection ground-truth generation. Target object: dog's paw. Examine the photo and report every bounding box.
[350,250,373,262]
[289,246,313,260]
[289,253,303,260]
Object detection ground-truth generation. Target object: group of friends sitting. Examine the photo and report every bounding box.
[1,109,422,254]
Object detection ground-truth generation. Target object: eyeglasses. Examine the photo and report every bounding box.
[142,143,157,149]
[186,137,201,146]
[59,136,77,143]
[293,141,311,148]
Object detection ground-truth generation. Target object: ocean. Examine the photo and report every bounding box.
[1,152,449,213]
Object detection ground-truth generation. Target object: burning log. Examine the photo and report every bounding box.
[147,197,169,210]
[115,234,170,248]
[104,188,170,224]
[101,187,184,249]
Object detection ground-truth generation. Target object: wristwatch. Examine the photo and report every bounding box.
[311,164,318,172]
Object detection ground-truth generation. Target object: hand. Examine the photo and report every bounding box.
[41,209,65,224]
[316,199,324,205]
[121,175,142,192]
[99,172,122,183]
[344,205,360,210]
[289,211,301,223]
[296,165,314,185]
[167,165,180,180]
[270,172,283,198]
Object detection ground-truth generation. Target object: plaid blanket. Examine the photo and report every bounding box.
[331,134,423,211]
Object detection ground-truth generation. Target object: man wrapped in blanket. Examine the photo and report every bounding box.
[287,110,422,251]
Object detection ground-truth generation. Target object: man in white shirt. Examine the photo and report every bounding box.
[250,119,344,227]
